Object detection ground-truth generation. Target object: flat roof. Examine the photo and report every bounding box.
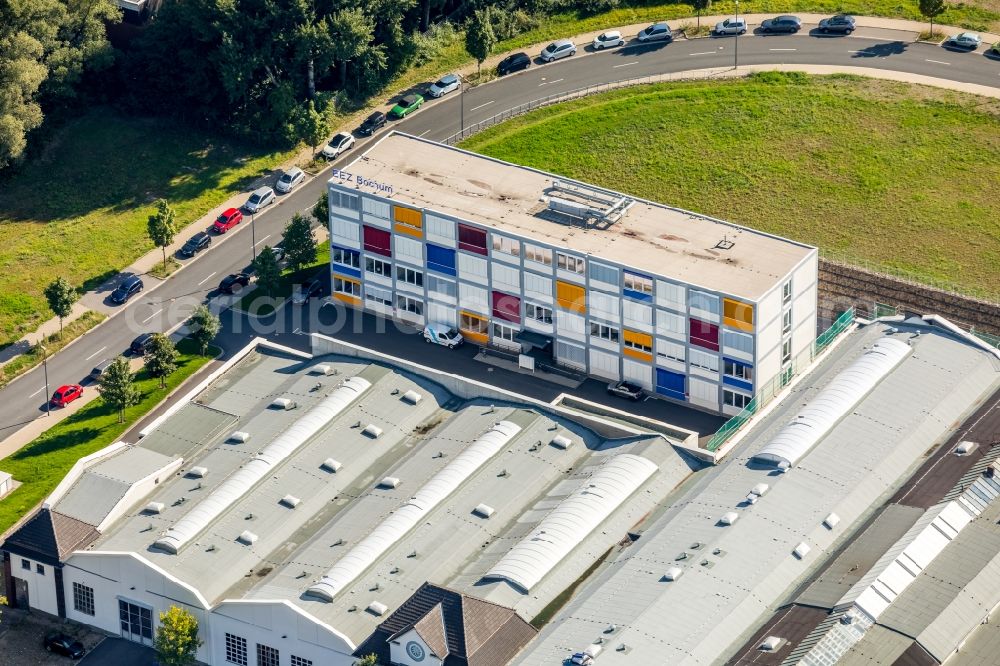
[334,132,815,301]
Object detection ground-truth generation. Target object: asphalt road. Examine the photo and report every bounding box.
[1,26,996,441]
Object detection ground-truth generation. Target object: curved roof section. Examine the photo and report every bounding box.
[307,420,523,602]
[753,337,910,468]
[483,453,657,592]
[154,376,371,554]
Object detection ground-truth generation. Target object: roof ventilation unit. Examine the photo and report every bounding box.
[379,476,400,489]
[270,397,297,410]
[473,504,495,518]
[321,458,342,472]
[144,502,165,514]
[719,512,739,526]
[550,434,573,450]
[823,513,841,529]
[751,483,769,496]
[280,495,301,508]
[188,466,208,478]
[363,424,383,439]
[401,390,422,405]
[793,542,811,559]
[367,601,388,616]
[583,644,603,659]
[238,530,258,545]
[954,440,977,456]
[229,431,250,443]
[759,636,782,651]
[663,567,683,581]
[745,493,759,505]
[312,364,335,376]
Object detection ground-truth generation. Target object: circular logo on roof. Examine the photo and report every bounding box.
[406,641,426,661]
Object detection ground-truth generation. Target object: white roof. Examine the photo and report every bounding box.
[484,454,657,592]
[754,337,911,468]
[306,420,523,601]
[154,376,370,554]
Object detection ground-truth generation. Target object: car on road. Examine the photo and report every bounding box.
[43,632,86,659]
[292,278,323,304]
[275,167,304,193]
[991,40,1000,54]
[541,39,577,62]
[713,17,747,35]
[760,15,802,33]
[219,273,251,295]
[358,111,386,136]
[321,132,355,159]
[607,380,644,402]
[180,231,211,257]
[243,186,276,213]
[637,22,673,42]
[948,32,982,49]
[427,74,460,98]
[88,358,113,381]
[270,246,286,263]
[497,52,531,75]
[213,207,243,233]
[50,384,83,408]
[388,94,424,120]
[423,323,464,348]
[817,14,856,33]
[593,31,625,49]
[130,332,155,356]
[109,274,143,305]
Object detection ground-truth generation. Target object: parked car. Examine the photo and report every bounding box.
[50,384,83,408]
[423,323,464,348]
[713,17,747,35]
[992,40,1000,54]
[388,94,424,120]
[321,132,355,159]
[110,274,143,305]
[43,632,85,659]
[593,31,625,49]
[497,52,531,75]
[243,186,276,213]
[607,380,644,402]
[130,332,155,356]
[948,32,982,48]
[637,22,673,42]
[541,39,577,62]
[88,358,113,381]
[180,231,211,257]
[213,207,243,233]
[219,273,251,294]
[760,15,802,33]
[292,278,323,304]
[817,14,856,33]
[275,167,304,194]
[270,246,286,263]
[427,73,460,98]
[358,111,386,136]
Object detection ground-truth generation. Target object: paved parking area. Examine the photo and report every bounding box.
[79,637,157,665]
[0,608,104,666]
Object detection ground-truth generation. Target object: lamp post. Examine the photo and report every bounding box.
[735,0,740,70]
[458,74,466,142]
[40,344,50,417]
[250,211,257,261]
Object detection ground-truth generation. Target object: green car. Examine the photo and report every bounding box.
[992,40,1000,55]
[388,94,424,120]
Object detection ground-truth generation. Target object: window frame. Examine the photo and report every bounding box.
[331,246,360,269]
[590,322,620,343]
[72,582,95,616]
[492,321,518,342]
[225,634,248,666]
[724,389,752,409]
[395,265,424,287]
[724,359,753,381]
[525,302,553,324]
[492,235,521,257]
[364,256,392,278]
[256,643,279,666]
[782,309,792,335]
[396,294,424,315]
[524,244,553,266]
[333,276,361,297]
[556,252,585,274]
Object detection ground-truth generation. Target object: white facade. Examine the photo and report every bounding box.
[9,554,59,616]
[388,628,445,666]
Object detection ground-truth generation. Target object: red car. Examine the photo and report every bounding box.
[50,384,83,407]
[213,208,243,233]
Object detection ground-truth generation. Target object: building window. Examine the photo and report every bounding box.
[525,302,553,324]
[492,322,518,342]
[20,559,29,570]
[656,280,686,311]
[393,205,422,230]
[396,265,423,287]
[623,300,653,328]
[36,564,44,575]
[623,330,652,354]
[656,310,685,339]
[492,235,521,256]
[782,280,792,304]
[657,339,686,364]
[724,360,753,381]
[364,285,392,307]
[690,318,721,351]
[291,657,313,666]
[555,340,586,368]
[492,263,521,292]
[724,390,752,409]
[458,223,488,255]
[782,309,792,335]
[365,257,392,278]
[623,271,653,297]
[394,235,423,264]
[555,281,586,314]
[362,225,391,257]
[590,322,619,343]
[723,298,755,332]
[589,262,619,285]
[556,252,585,274]
[330,191,359,212]
[460,311,488,336]
[722,330,754,355]
[72,582,95,616]
[333,277,361,298]
[396,295,423,315]
[362,197,390,219]
[256,643,279,666]
[524,244,552,266]
[332,246,360,269]
[782,339,792,364]
[457,253,488,280]
[428,275,456,300]
[459,282,488,311]
[225,634,248,665]
[690,349,719,373]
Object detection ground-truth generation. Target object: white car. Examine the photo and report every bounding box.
[713,17,747,35]
[427,74,459,98]
[637,21,672,42]
[243,186,275,213]
[321,132,355,160]
[423,323,464,348]
[948,32,982,49]
[592,31,625,49]
[541,39,577,62]
[275,167,304,193]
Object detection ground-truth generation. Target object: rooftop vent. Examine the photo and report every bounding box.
[751,483,770,496]
[229,431,250,443]
[777,461,791,473]
[955,440,977,456]
[367,601,388,616]
[363,424,383,439]
[144,502,165,514]
[715,235,736,250]
[841,610,857,624]
[188,466,208,479]
[793,542,811,559]
[271,397,297,410]
[401,390,422,405]
[379,477,400,489]
[542,179,634,226]
[759,636,782,651]
[280,495,301,508]
[719,512,739,526]
[745,494,759,505]
[321,458,342,473]
[473,504,495,519]
[823,513,841,529]
[663,567,683,581]
[584,644,603,658]
[550,434,573,450]
[238,530,258,545]
[312,364,336,376]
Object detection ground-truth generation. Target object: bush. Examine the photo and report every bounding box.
[411,22,462,68]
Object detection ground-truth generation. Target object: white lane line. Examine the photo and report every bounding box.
[925,58,951,65]
[538,78,564,86]
[85,345,108,361]
[470,100,494,111]
[613,61,640,68]
[141,308,163,324]
[689,51,717,56]
[29,387,45,398]
[769,48,797,51]
[418,129,431,137]
[197,271,217,286]
[254,234,272,247]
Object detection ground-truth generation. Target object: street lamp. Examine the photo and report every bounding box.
[735,0,740,70]
[250,211,257,261]
[458,74,466,142]
[39,343,50,417]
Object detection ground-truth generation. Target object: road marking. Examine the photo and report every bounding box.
[141,308,163,324]
[925,58,950,65]
[85,346,107,361]
[769,48,797,51]
[418,129,431,137]
[613,61,639,68]
[254,234,272,247]
[689,51,717,56]
[29,387,45,398]
[197,271,217,286]
[469,100,494,111]
[538,78,564,86]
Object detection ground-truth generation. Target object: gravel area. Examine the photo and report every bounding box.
[0,607,105,665]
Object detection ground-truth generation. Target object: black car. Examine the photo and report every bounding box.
[358,111,386,136]
[607,380,645,402]
[110,275,143,304]
[180,231,212,257]
[817,14,856,33]
[292,278,323,304]
[497,52,531,76]
[760,15,802,33]
[130,332,155,356]
[219,272,251,294]
[44,632,85,659]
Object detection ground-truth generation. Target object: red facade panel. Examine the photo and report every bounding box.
[458,224,488,256]
[492,291,521,323]
[690,317,720,351]
[363,225,392,257]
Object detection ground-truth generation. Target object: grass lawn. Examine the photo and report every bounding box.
[0,311,106,389]
[0,108,295,347]
[0,337,217,536]
[238,243,332,316]
[460,74,1000,300]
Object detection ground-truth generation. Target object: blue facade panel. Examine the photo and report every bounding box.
[722,357,753,392]
[331,245,361,279]
[426,243,457,276]
[656,369,686,401]
[623,288,653,302]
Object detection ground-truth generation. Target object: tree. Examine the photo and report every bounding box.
[154,606,202,666]
[691,0,711,30]
[147,199,177,272]
[919,0,946,36]
[186,305,220,357]
[43,277,78,339]
[282,213,316,272]
[328,8,375,88]
[99,357,140,423]
[465,9,496,76]
[145,334,178,389]
[354,655,378,666]
[311,192,328,227]
[298,99,330,156]
[252,246,282,298]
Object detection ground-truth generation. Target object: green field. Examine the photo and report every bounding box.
[461,74,1000,300]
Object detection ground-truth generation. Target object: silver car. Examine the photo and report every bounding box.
[541,39,577,62]
[275,167,304,193]
[243,186,275,213]
[427,74,459,98]
[948,32,982,49]
[637,22,672,42]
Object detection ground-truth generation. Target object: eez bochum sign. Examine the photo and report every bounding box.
[331,168,393,195]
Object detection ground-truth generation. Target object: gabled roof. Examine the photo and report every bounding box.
[390,602,448,658]
[2,509,100,566]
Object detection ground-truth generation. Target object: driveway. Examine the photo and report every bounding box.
[79,637,157,665]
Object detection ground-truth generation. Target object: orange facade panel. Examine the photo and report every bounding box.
[623,347,653,363]
[333,293,361,308]
[723,298,755,332]
[394,205,422,228]
[622,329,653,348]
[459,311,489,344]
[555,281,586,314]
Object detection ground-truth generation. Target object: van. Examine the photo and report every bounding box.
[423,324,464,349]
